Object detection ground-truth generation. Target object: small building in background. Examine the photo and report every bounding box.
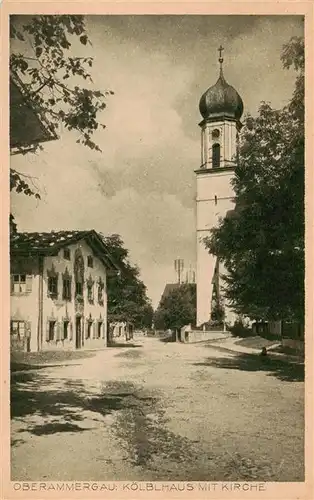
[10,230,119,352]
[109,321,134,342]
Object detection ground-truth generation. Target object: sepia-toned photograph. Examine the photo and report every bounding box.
[9,13,305,484]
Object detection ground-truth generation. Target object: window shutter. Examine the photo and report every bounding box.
[85,319,89,339]
[60,322,64,340]
[56,322,61,341]
[69,321,73,341]
[92,322,96,339]
[55,276,59,299]
[26,275,33,293]
[62,280,66,300]
[69,277,72,301]
[10,275,14,294]
[46,321,50,341]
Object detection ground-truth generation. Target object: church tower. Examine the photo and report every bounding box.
[195,47,243,326]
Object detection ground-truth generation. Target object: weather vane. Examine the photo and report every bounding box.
[218,45,224,64]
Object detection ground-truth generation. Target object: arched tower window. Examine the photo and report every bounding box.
[212,143,220,169]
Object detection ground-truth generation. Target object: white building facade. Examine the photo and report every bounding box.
[10,230,118,352]
[195,50,244,326]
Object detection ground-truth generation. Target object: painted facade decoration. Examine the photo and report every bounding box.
[10,230,118,352]
[195,47,244,326]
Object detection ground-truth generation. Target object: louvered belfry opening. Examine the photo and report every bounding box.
[212,143,221,169]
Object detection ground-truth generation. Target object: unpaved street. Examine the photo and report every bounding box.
[11,336,304,481]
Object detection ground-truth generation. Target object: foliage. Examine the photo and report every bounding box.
[210,296,225,323]
[204,36,304,323]
[100,234,153,329]
[10,15,113,229]
[227,318,254,338]
[154,284,196,331]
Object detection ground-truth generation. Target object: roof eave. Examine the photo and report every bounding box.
[11,230,120,274]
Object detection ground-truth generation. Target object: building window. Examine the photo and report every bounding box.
[75,281,83,296]
[63,320,69,340]
[87,256,93,268]
[214,195,218,205]
[63,248,71,260]
[62,277,72,301]
[11,320,25,337]
[87,284,94,303]
[62,268,72,301]
[13,274,26,293]
[212,143,220,169]
[86,321,92,339]
[48,320,56,341]
[97,322,102,339]
[48,276,58,299]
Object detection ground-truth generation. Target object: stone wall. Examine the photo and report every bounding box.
[177,328,229,344]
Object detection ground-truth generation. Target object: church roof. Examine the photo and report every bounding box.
[159,282,196,306]
[10,230,120,273]
[199,49,243,121]
[160,283,181,302]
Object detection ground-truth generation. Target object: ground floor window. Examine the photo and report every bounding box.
[11,320,25,337]
[48,320,56,341]
[86,321,92,339]
[97,322,102,339]
[63,320,69,340]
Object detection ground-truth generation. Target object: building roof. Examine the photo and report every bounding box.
[10,230,120,274]
[159,282,196,306]
[199,66,243,122]
[10,73,58,153]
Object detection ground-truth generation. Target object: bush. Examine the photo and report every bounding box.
[228,319,254,338]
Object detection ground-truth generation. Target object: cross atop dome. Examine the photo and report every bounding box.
[198,47,243,122]
[218,45,224,64]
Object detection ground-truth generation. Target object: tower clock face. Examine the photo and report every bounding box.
[212,128,220,139]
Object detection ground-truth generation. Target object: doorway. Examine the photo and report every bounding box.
[75,316,82,349]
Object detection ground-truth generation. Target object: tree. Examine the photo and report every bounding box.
[100,234,153,328]
[10,15,113,231]
[154,284,196,332]
[204,36,304,323]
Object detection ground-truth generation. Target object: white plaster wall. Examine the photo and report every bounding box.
[10,256,40,352]
[196,170,234,202]
[201,120,238,168]
[196,234,214,325]
[42,239,107,351]
[182,330,228,343]
[196,171,235,326]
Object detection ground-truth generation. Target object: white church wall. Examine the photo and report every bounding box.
[196,169,235,326]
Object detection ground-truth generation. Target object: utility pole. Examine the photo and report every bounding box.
[174,259,184,284]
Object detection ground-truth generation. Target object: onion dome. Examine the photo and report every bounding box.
[199,47,243,121]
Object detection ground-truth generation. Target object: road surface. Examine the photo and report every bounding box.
[11,335,304,481]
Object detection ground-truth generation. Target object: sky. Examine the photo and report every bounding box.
[11,15,304,307]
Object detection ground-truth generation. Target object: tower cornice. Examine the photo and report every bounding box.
[194,165,235,175]
[198,116,243,130]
